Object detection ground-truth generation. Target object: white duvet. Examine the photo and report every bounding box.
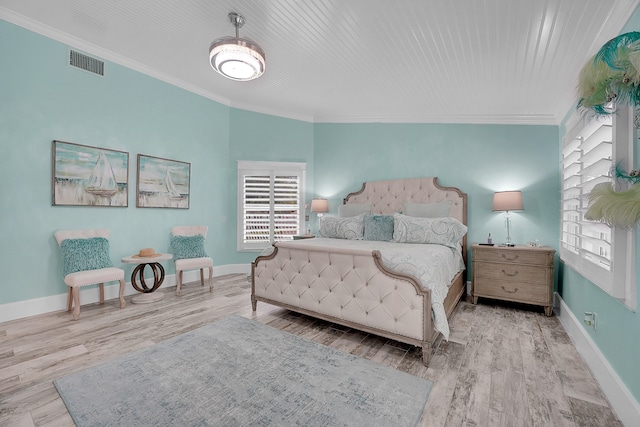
[261,238,465,340]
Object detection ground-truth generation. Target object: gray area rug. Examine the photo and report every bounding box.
[54,315,433,426]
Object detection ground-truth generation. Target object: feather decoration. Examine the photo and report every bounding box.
[593,32,640,69]
[576,55,622,118]
[585,182,640,228]
[576,32,640,118]
[614,162,640,185]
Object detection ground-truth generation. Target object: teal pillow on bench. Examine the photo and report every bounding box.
[60,237,113,277]
[170,234,208,260]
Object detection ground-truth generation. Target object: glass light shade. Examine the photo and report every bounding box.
[209,37,265,81]
[492,191,524,212]
[310,199,329,213]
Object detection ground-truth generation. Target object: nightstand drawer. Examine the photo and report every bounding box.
[475,262,550,285]
[475,280,550,305]
[471,243,556,316]
[473,249,551,266]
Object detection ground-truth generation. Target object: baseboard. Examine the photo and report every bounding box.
[555,293,640,426]
[0,263,251,323]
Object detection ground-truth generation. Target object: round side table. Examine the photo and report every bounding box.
[121,253,173,304]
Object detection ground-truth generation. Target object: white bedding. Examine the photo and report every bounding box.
[261,238,465,340]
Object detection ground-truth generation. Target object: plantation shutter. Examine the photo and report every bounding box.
[242,173,271,245]
[561,117,613,287]
[238,161,305,251]
[273,174,301,240]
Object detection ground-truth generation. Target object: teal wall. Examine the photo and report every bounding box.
[314,123,560,260]
[228,108,315,264]
[0,20,234,303]
[556,7,640,402]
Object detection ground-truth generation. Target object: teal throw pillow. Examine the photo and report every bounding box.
[363,214,394,241]
[171,234,208,260]
[60,237,113,277]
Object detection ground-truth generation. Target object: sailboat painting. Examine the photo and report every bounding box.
[52,141,129,207]
[136,154,190,209]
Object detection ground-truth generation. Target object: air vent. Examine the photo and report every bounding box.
[69,50,104,76]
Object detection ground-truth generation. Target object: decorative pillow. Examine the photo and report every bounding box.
[403,201,453,218]
[60,237,113,277]
[318,214,365,240]
[363,214,394,241]
[338,203,372,217]
[393,213,467,248]
[170,234,208,260]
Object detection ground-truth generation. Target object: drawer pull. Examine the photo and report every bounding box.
[501,286,519,294]
[501,253,519,261]
[501,269,519,276]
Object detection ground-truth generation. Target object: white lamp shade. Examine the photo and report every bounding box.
[310,198,329,213]
[492,191,524,211]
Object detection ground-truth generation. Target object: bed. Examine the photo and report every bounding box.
[251,177,467,366]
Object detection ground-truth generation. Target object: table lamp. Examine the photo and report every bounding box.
[310,198,329,217]
[310,198,329,234]
[492,191,524,246]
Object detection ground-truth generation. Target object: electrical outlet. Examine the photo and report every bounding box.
[584,311,597,330]
[305,215,309,221]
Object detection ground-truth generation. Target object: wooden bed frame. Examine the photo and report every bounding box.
[251,177,467,366]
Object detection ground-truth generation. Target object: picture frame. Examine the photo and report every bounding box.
[136,154,190,209]
[52,140,129,207]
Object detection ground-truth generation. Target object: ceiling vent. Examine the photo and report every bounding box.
[69,49,104,76]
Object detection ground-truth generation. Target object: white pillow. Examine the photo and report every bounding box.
[338,203,372,217]
[319,214,365,240]
[403,201,452,218]
[393,213,467,248]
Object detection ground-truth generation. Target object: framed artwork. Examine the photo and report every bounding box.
[136,154,190,209]
[52,140,129,207]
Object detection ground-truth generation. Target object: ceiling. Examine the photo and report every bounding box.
[1,0,639,125]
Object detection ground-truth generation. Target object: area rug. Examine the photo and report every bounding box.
[54,315,433,426]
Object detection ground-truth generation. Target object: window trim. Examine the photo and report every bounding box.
[237,160,306,252]
[561,107,636,310]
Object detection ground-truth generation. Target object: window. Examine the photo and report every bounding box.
[561,107,636,309]
[237,161,306,251]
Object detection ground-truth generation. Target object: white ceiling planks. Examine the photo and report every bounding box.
[0,0,638,124]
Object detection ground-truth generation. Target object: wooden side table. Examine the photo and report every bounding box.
[121,253,173,304]
[471,243,555,316]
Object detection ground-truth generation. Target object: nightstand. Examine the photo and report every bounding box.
[471,243,555,316]
[292,234,315,240]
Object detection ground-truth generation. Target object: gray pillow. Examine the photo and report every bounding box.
[338,203,372,217]
[403,201,452,218]
[318,214,365,239]
[393,213,467,248]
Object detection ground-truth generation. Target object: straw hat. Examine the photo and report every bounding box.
[132,248,162,258]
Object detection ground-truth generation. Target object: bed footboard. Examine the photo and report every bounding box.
[252,243,435,365]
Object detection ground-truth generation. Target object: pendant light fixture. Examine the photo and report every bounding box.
[209,12,266,81]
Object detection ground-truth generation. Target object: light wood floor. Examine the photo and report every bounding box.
[0,274,621,427]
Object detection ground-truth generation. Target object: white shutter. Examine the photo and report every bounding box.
[561,116,613,289]
[237,161,306,251]
[560,108,635,309]
[273,174,301,242]
[242,173,271,245]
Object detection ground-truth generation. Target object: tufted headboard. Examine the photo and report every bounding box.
[343,177,467,225]
[344,177,468,261]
